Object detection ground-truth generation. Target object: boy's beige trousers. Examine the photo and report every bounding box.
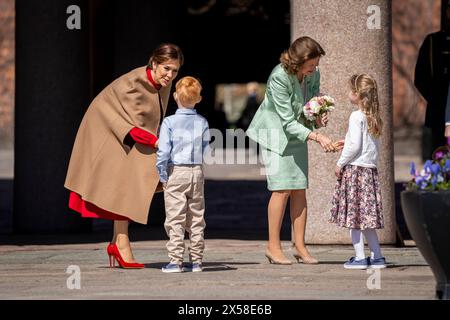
[163,165,205,264]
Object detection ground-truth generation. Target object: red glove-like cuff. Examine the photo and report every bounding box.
[129,127,158,148]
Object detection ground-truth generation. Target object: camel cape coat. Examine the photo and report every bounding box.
[64,66,170,224]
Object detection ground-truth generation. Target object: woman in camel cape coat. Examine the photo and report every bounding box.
[65,65,170,224]
[65,43,184,268]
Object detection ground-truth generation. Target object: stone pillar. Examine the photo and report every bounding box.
[292,0,395,243]
[14,0,92,233]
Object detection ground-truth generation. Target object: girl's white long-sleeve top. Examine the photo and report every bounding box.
[337,110,379,169]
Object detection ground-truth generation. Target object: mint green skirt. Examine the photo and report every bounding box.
[261,140,309,191]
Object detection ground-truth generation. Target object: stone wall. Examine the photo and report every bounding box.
[292,0,395,244]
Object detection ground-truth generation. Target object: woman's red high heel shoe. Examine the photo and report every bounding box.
[107,243,145,269]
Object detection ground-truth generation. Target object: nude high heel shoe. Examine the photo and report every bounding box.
[293,249,319,264]
[265,249,292,265]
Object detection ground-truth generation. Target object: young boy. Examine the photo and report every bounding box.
[156,76,210,273]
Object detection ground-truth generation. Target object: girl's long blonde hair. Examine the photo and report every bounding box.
[350,74,383,138]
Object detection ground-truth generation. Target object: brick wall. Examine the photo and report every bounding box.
[0,0,14,149]
[392,0,441,128]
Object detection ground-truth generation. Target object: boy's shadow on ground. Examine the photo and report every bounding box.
[144,261,259,272]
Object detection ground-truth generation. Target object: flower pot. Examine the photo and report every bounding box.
[401,190,450,300]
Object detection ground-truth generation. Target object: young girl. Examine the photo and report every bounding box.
[329,74,386,270]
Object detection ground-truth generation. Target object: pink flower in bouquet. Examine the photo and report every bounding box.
[303,100,322,121]
[301,94,335,124]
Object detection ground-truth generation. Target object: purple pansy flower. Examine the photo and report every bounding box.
[410,162,416,176]
[435,151,445,161]
[430,163,441,175]
[407,145,450,191]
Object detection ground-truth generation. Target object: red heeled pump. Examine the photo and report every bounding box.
[107,243,145,269]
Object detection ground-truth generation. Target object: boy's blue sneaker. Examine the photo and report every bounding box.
[343,257,369,270]
[161,263,183,273]
[369,257,386,269]
[183,263,203,272]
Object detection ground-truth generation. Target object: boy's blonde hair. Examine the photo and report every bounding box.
[175,76,202,106]
[350,74,383,138]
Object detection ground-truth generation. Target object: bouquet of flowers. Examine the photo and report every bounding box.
[300,94,336,128]
[407,144,450,191]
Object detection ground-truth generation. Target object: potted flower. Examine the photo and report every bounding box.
[401,143,450,300]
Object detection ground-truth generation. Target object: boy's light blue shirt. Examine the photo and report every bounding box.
[156,108,210,183]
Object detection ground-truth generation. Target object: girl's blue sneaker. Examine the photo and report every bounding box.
[343,257,369,269]
[369,257,386,269]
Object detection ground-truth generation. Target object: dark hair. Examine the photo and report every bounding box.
[280,36,325,74]
[148,43,184,69]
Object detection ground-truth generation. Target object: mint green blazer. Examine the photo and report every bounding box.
[246,64,320,155]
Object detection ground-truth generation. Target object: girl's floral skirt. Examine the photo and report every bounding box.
[329,165,384,230]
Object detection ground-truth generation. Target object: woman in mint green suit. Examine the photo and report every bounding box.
[247,36,338,265]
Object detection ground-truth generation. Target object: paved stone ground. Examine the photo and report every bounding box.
[0,231,436,300]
